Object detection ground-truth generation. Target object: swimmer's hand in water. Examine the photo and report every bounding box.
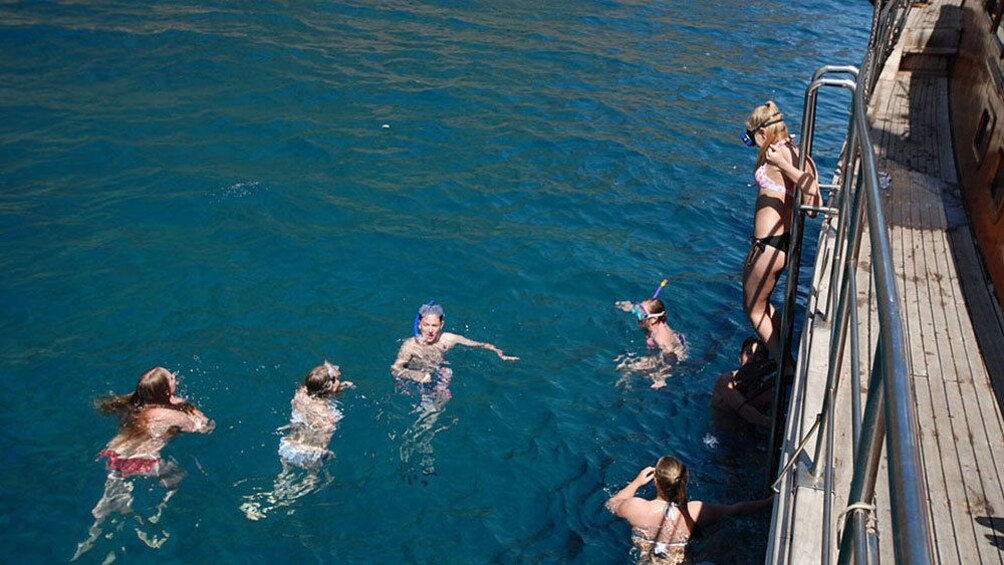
[195,418,216,434]
[615,300,634,312]
[338,381,355,391]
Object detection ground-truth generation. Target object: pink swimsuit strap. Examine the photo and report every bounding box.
[755,164,792,196]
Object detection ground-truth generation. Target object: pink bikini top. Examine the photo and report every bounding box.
[755,164,793,196]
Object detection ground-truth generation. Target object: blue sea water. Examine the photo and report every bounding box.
[0,1,873,563]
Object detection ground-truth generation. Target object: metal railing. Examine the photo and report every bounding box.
[766,0,933,563]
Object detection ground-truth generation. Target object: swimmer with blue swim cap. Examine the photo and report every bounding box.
[392,300,519,386]
[616,281,689,389]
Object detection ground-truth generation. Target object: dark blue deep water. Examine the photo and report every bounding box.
[1,1,872,563]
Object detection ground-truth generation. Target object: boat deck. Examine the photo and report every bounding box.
[769,1,1004,562]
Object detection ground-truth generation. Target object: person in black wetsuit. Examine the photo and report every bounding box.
[711,336,776,428]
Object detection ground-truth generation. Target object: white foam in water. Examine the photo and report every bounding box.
[209,181,265,203]
[703,433,719,450]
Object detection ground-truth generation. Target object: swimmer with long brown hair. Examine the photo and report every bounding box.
[606,456,771,564]
[73,367,213,560]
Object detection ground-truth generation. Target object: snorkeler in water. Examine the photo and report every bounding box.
[615,281,689,389]
[391,300,518,389]
[392,301,517,478]
[241,361,353,520]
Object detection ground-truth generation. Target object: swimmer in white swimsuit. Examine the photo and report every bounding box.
[241,361,352,520]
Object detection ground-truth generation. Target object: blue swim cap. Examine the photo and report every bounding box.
[414,301,445,336]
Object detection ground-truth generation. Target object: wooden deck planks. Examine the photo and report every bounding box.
[929,222,1004,563]
[866,31,1004,559]
[916,201,987,563]
[905,187,968,563]
[891,199,953,563]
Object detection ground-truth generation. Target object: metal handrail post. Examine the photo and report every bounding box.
[809,162,866,473]
[811,65,860,82]
[848,261,863,455]
[836,343,887,565]
[852,80,932,563]
[824,105,862,322]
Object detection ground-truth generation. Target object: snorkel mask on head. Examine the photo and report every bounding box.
[630,280,668,321]
[414,300,445,337]
[741,112,784,147]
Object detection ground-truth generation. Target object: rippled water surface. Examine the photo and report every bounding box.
[1,1,873,562]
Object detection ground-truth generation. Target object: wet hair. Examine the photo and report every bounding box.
[418,302,444,323]
[639,298,668,324]
[741,336,769,365]
[746,100,792,167]
[303,362,339,398]
[654,456,696,531]
[97,367,195,434]
[414,301,445,337]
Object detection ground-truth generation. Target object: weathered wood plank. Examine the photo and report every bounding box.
[916,201,986,562]
[912,199,975,562]
[901,196,953,564]
[931,223,1004,562]
[894,201,953,563]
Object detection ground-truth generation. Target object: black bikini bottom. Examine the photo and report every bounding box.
[744,233,790,271]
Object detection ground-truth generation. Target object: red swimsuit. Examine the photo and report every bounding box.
[99,449,160,478]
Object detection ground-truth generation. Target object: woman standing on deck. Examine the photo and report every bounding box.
[741,101,821,362]
[607,456,771,564]
[74,367,213,560]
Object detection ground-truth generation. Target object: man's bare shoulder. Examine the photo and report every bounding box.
[438,332,464,345]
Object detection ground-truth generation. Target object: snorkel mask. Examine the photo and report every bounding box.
[740,113,784,147]
[414,300,445,337]
[630,280,668,321]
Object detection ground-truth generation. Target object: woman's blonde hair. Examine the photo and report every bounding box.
[746,100,791,166]
[654,456,696,531]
